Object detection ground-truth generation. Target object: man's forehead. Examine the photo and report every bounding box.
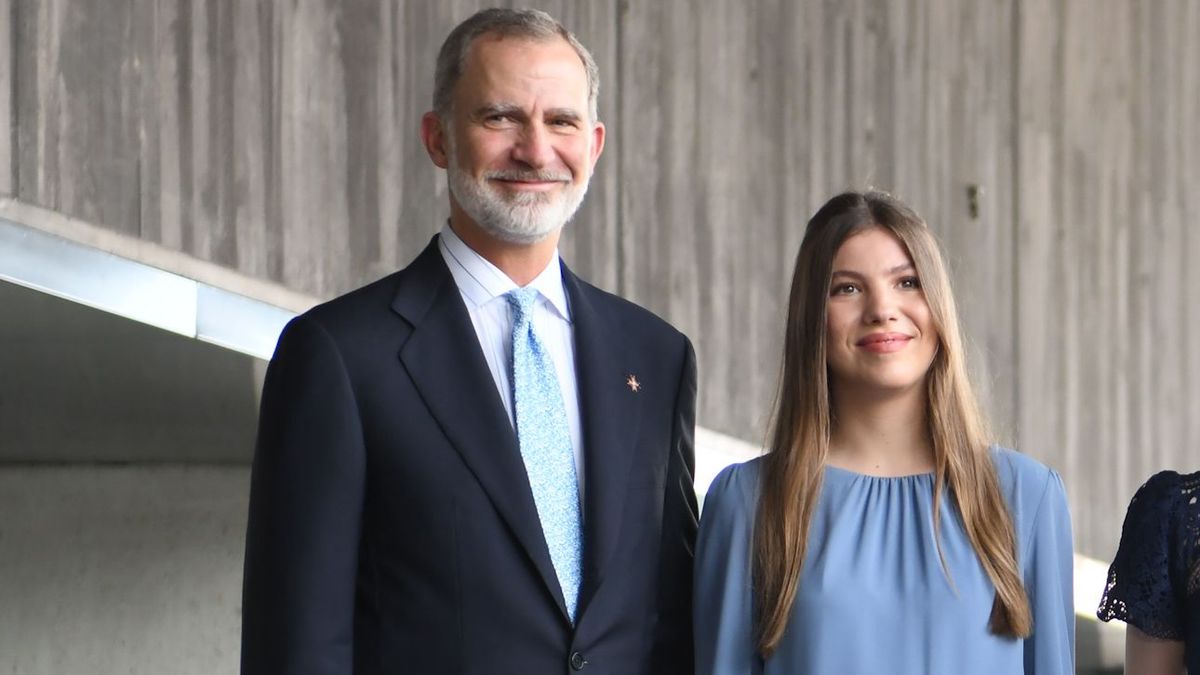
[463,33,585,79]
[467,32,572,56]
[455,34,590,107]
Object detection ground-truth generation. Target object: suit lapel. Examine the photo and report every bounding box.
[392,239,570,620]
[564,268,644,614]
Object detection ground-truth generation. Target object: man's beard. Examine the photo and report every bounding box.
[445,141,591,245]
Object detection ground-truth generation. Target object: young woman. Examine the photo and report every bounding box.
[694,191,1075,674]
[1098,470,1198,674]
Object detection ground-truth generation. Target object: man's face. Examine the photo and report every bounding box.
[424,35,605,245]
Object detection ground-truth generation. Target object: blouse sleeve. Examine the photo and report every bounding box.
[693,464,762,675]
[1096,471,1185,640]
[1023,469,1076,675]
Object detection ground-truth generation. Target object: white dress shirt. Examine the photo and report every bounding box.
[437,223,585,502]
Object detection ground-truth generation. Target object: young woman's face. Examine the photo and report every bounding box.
[824,227,939,397]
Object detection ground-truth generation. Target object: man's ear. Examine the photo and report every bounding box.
[420,111,450,168]
[588,121,606,169]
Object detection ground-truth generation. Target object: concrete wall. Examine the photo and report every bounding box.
[0,466,247,674]
[1014,0,1200,564]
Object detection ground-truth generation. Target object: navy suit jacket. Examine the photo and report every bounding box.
[241,236,698,674]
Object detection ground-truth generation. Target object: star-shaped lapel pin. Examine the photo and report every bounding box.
[626,374,641,393]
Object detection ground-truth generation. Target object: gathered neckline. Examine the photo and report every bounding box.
[823,464,934,481]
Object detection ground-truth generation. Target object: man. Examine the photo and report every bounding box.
[241,9,698,674]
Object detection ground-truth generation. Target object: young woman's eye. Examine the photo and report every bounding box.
[831,283,859,296]
[899,276,922,290]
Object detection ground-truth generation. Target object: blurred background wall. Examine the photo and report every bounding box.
[1,0,1196,672]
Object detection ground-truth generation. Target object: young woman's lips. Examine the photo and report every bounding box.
[856,332,913,353]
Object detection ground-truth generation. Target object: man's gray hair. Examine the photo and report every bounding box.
[432,8,600,122]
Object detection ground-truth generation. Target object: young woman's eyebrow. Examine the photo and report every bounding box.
[830,263,914,279]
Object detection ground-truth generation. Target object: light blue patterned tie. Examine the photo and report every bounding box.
[506,288,583,622]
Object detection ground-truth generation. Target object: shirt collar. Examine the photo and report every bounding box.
[438,222,571,322]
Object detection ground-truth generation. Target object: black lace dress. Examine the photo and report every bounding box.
[1098,470,1200,673]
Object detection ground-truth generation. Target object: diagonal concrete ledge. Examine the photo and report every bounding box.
[0,198,319,315]
[0,204,305,361]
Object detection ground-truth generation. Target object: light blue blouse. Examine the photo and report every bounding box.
[694,448,1074,674]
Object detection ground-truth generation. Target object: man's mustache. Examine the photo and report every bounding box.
[485,170,572,183]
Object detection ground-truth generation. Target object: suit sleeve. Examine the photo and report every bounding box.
[241,316,366,675]
[1022,469,1075,675]
[649,336,700,675]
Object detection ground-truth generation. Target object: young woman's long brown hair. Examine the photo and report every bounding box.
[753,191,1032,656]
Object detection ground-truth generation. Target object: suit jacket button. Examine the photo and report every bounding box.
[569,651,587,670]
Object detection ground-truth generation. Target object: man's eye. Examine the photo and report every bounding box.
[482,113,517,126]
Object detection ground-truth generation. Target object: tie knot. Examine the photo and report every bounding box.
[506,287,539,321]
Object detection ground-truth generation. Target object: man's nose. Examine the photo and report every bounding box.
[511,123,555,168]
